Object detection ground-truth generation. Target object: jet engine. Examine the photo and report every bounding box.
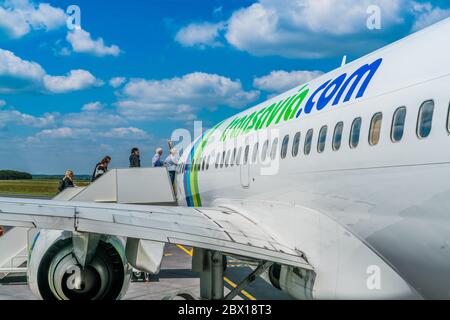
[28,230,131,300]
[268,263,316,300]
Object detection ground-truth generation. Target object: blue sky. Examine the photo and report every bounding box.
[0,0,449,174]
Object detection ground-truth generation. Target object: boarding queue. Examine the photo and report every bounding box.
[57,145,179,193]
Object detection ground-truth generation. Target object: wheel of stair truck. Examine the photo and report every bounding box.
[132,269,147,282]
[28,230,131,300]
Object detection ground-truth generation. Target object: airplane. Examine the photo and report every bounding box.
[0,17,450,300]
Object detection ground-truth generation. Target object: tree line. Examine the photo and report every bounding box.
[0,170,33,180]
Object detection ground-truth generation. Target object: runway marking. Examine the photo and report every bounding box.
[176,244,257,301]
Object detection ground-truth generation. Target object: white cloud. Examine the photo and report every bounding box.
[34,126,148,141]
[0,99,6,107]
[176,0,448,58]
[66,28,121,57]
[0,108,56,128]
[43,70,103,94]
[82,101,104,112]
[62,110,127,128]
[225,0,406,58]
[109,77,127,88]
[36,127,91,139]
[410,2,450,31]
[0,48,46,92]
[116,72,259,120]
[175,22,225,48]
[100,127,149,139]
[254,70,324,93]
[0,0,66,38]
[0,48,102,94]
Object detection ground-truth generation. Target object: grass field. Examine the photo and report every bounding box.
[0,179,90,197]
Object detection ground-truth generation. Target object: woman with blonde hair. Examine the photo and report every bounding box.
[57,170,75,193]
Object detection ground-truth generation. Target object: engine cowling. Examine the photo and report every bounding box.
[28,230,131,300]
[269,263,316,300]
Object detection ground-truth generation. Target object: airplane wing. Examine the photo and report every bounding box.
[0,197,312,270]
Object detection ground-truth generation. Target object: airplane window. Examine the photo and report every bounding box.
[391,107,406,142]
[252,142,259,163]
[220,151,225,168]
[369,112,383,146]
[304,129,313,155]
[447,102,450,133]
[236,147,242,165]
[244,145,250,164]
[281,135,289,159]
[417,100,434,138]
[292,132,301,157]
[225,150,231,167]
[215,153,220,169]
[270,138,278,160]
[317,125,328,153]
[261,140,269,161]
[197,162,201,171]
[185,163,191,172]
[206,156,210,170]
[231,148,236,167]
[332,122,344,151]
[350,117,362,148]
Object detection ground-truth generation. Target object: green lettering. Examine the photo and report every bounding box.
[286,88,309,120]
[244,111,259,133]
[256,104,274,129]
[275,95,296,124]
[265,100,285,127]
[221,117,240,141]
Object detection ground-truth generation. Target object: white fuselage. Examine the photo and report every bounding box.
[176,18,450,299]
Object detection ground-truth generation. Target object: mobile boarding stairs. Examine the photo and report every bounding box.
[0,167,177,279]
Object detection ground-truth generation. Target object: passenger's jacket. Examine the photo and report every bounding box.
[58,177,74,192]
[164,155,179,171]
[129,153,141,168]
[91,163,108,182]
[152,154,163,167]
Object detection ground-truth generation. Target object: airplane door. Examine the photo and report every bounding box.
[240,143,250,188]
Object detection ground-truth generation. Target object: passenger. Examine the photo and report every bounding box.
[129,147,141,168]
[57,170,75,193]
[152,148,164,167]
[164,148,179,185]
[91,156,111,182]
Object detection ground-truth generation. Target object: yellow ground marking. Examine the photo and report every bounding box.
[176,244,193,256]
[176,244,257,301]
[164,253,173,257]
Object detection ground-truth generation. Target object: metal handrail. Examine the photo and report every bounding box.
[0,267,27,274]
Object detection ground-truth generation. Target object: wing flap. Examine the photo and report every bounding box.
[0,197,312,270]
